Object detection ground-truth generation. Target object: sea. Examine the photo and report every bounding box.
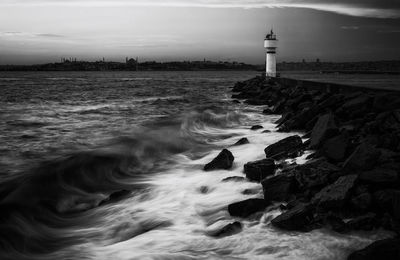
[0,71,396,260]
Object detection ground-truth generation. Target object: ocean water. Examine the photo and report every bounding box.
[0,71,392,260]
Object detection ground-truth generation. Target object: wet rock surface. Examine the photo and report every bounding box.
[244,159,275,182]
[312,174,358,210]
[271,203,314,231]
[347,238,400,260]
[204,149,234,171]
[208,221,243,238]
[228,198,268,218]
[232,137,250,146]
[262,174,295,202]
[264,135,303,160]
[231,75,400,257]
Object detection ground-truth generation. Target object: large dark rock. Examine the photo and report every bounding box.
[317,94,344,111]
[373,93,400,112]
[374,110,400,134]
[222,176,246,182]
[228,198,268,218]
[264,135,303,160]
[339,95,371,113]
[233,137,249,146]
[359,168,399,188]
[322,132,349,162]
[343,143,382,171]
[309,113,338,148]
[347,213,377,231]
[250,125,264,130]
[244,159,275,182]
[350,192,372,211]
[347,238,400,260]
[324,213,348,233]
[294,158,340,191]
[372,190,400,221]
[208,221,243,238]
[271,203,314,231]
[204,149,234,171]
[312,175,358,210]
[281,106,320,131]
[275,112,293,127]
[262,174,296,202]
[246,99,268,106]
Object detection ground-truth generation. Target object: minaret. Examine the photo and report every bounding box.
[264,29,278,77]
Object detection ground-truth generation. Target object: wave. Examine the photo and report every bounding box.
[0,106,248,258]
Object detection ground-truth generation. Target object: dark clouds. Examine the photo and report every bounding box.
[1,0,400,18]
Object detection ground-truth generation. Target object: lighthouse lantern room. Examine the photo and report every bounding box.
[264,29,278,77]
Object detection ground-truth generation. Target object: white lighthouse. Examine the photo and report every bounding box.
[264,29,278,77]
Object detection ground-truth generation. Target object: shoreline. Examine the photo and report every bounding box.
[222,74,400,259]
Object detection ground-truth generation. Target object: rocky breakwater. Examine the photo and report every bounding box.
[216,75,400,259]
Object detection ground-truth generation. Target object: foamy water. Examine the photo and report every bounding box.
[0,71,393,259]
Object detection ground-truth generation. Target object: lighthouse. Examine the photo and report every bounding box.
[264,29,278,77]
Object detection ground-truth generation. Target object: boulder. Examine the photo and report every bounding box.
[281,106,320,131]
[347,238,400,260]
[309,113,338,148]
[228,198,268,218]
[372,190,400,220]
[312,175,358,210]
[294,159,340,191]
[322,132,349,162]
[251,125,263,130]
[347,213,377,231]
[280,105,321,131]
[324,214,348,233]
[340,95,371,113]
[204,149,234,171]
[244,159,276,182]
[373,93,400,112]
[379,110,400,133]
[317,94,344,111]
[275,113,293,126]
[271,203,314,231]
[263,108,274,114]
[242,188,260,195]
[343,143,381,171]
[264,135,303,160]
[208,221,243,238]
[262,174,296,202]
[222,176,246,182]
[233,137,249,146]
[359,168,399,188]
[245,99,268,106]
[350,192,372,211]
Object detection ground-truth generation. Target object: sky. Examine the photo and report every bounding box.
[0,0,399,64]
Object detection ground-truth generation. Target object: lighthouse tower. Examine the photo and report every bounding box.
[264,29,278,77]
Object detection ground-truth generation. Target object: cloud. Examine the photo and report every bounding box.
[0,31,65,38]
[36,33,64,38]
[1,0,399,18]
[341,26,360,30]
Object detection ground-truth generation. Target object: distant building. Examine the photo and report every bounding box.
[126,57,138,70]
[264,29,278,77]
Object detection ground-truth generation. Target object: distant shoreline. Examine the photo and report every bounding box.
[1,60,400,73]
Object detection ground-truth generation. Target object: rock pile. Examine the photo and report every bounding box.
[225,75,400,259]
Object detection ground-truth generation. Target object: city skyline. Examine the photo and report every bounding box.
[0,0,399,65]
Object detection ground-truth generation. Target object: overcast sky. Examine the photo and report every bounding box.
[0,0,399,64]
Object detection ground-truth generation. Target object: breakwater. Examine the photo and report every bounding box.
[227,75,400,259]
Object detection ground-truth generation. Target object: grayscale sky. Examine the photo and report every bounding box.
[0,0,399,64]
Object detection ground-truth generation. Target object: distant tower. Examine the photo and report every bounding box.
[264,29,278,77]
